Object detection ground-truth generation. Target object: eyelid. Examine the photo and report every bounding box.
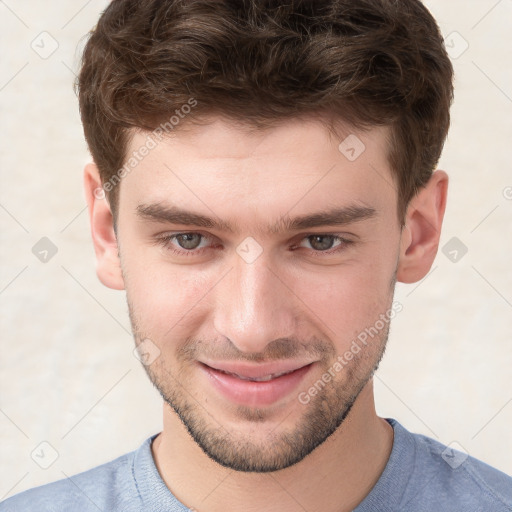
[155,231,214,250]
[293,233,354,253]
[155,230,355,257]
[295,231,354,241]
[156,231,353,245]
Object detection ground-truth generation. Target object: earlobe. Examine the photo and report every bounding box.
[83,163,125,290]
[397,170,448,284]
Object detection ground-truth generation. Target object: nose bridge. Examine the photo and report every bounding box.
[213,252,294,354]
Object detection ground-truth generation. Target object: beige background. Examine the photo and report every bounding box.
[1,0,511,500]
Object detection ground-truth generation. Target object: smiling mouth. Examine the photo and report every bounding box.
[212,367,304,382]
[198,361,315,407]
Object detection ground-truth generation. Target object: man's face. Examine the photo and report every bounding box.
[115,117,402,472]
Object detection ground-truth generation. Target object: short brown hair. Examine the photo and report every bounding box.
[76,0,454,223]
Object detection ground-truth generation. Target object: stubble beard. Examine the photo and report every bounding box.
[128,301,390,473]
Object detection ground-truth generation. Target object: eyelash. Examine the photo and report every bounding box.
[155,232,354,258]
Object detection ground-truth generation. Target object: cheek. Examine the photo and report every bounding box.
[123,248,214,338]
[290,259,395,347]
[122,227,398,348]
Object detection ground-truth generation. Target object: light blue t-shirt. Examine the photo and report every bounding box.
[1,418,511,511]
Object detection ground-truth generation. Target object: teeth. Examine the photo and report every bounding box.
[220,369,293,382]
[237,374,275,382]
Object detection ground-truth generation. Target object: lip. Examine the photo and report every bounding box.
[199,359,314,379]
[197,360,315,407]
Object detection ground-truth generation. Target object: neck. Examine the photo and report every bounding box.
[152,380,393,512]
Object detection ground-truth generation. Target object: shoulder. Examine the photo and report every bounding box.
[400,422,512,511]
[0,446,142,512]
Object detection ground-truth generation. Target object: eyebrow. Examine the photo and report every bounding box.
[136,203,377,234]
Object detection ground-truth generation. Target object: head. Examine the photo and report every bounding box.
[78,0,453,472]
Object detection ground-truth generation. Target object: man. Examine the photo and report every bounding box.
[2,0,511,511]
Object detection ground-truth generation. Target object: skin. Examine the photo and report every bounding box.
[84,116,448,512]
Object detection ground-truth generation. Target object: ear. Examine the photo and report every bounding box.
[83,163,125,290]
[397,170,448,283]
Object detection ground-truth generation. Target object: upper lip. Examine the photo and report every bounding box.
[199,359,314,379]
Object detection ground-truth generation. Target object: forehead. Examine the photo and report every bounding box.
[129,115,388,161]
[120,117,397,230]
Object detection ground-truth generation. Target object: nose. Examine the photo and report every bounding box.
[212,251,297,354]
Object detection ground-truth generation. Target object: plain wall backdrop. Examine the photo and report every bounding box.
[1,0,511,500]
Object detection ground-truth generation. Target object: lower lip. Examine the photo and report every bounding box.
[199,363,314,407]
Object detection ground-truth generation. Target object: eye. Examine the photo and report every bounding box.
[173,233,203,250]
[156,232,354,258]
[157,232,213,256]
[296,234,352,255]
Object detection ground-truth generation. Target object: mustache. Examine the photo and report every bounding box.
[176,336,336,363]
[127,297,336,362]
